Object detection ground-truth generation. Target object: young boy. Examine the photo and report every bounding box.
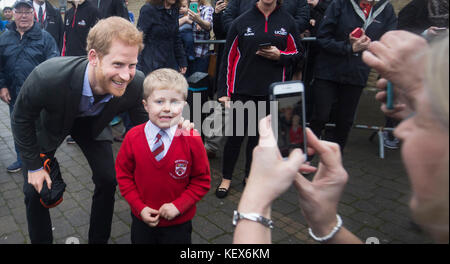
[115,68,211,244]
[179,0,195,61]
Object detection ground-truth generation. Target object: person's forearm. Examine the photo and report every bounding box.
[197,19,211,31]
[233,191,272,244]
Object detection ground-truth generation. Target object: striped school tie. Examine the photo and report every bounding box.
[152,130,165,161]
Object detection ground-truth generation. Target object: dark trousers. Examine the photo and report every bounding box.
[23,120,117,244]
[309,79,363,151]
[131,213,192,244]
[222,94,270,180]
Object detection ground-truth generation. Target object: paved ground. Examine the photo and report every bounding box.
[0,89,432,244]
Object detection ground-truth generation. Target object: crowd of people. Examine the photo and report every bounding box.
[0,0,448,245]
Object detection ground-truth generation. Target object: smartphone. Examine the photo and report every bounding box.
[386,81,394,110]
[258,42,272,49]
[351,27,363,38]
[189,2,198,13]
[270,81,308,159]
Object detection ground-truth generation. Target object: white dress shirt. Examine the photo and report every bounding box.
[144,121,177,159]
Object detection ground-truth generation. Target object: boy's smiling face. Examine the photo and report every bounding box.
[143,89,186,129]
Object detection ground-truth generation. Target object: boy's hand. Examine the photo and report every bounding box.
[159,203,180,221]
[177,117,195,131]
[140,207,160,227]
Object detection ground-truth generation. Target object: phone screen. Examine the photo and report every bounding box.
[270,81,307,159]
[189,2,198,13]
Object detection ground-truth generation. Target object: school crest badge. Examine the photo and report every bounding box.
[172,160,189,179]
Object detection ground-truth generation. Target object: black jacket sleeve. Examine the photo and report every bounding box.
[293,0,310,34]
[213,12,227,40]
[222,0,240,34]
[316,0,353,56]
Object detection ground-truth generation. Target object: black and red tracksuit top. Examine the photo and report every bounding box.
[218,3,304,98]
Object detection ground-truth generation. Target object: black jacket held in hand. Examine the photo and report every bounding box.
[137,3,187,75]
[218,3,304,98]
[11,57,148,171]
[314,0,397,87]
[222,0,310,34]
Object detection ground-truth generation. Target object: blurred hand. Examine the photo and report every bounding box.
[362,30,428,109]
[215,0,228,13]
[426,26,448,38]
[294,128,348,236]
[240,116,312,212]
[177,116,195,131]
[159,203,180,221]
[374,78,413,120]
[140,207,160,227]
[0,88,11,104]
[218,96,231,108]
[307,0,319,7]
[179,67,187,75]
[188,9,201,23]
[28,169,52,194]
[349,30,371,53]
[256,46,281,61]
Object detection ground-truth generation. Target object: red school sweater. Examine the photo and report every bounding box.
[115,124,211,227]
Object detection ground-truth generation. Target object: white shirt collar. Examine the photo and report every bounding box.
[146,120,177,142]
[33,1,46,13]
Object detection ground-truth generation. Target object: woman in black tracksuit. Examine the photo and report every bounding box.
[310,0,397,151]
[215,0,303,198]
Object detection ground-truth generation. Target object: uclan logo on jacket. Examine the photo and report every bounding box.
[78,20,87,26]
[274,28,287,36]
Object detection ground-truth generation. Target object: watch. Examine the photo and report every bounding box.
[232,210,274,229]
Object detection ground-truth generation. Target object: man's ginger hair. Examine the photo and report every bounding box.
[86,17,144,57]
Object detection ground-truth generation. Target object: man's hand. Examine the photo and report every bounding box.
[140,207,160,227]
[0,87,11,104]
[218,96,231,108]
[28,169,52,193]
[256,46,281,61]
[159,203,180,221]
[179,67,187,75]
[215,0,228,14]
[307,0,319,7]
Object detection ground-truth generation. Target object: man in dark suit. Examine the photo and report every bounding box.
[11,17,147,244]
[88,0,128,19]
[32,0,64,52]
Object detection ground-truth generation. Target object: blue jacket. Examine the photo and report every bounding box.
[314,0,397,86]
[0,22,59,103]
[137,3,187,75]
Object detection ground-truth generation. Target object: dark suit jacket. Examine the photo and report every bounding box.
[11,56,148,171]
[89,0,129,19]
[43,1,64,52]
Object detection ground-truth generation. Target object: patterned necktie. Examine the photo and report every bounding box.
[38,5,44,28]
[152,130,165,161]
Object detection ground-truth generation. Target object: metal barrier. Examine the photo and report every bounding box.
[195,38,395,158]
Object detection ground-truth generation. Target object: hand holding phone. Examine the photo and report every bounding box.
[189,2,198,13]
[258,42,272,49]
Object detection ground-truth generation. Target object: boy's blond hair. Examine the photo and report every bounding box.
[143,69,188,100]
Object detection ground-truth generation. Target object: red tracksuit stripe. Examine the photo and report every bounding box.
[226,37,240,97]
[280,34,298,55]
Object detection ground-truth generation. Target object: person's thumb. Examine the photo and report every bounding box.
[284,148,305,176]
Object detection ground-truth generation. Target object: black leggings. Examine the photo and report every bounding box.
[309,79,363,151]
[222,94,270,180]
